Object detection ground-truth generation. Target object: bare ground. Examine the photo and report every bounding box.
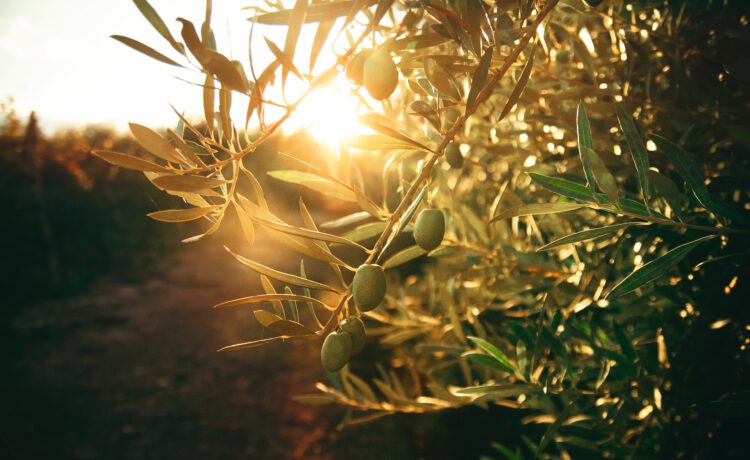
[0,239,431,460]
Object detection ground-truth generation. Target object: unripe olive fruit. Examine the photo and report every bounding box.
[363,49,399,100]
[346,50,371,86]
[341,316,366,354]
[352,264,386,311]
[445,143,464,169]
[413,208,445,251]
[583,0,603,6]
[321,330,352,372]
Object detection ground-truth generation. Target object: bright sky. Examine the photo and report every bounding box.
[0,0,289,134]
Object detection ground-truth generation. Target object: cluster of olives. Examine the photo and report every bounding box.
[320,316,366,372]
[320,263,386,372]
[320,209,447,372]
[347,48,399,100]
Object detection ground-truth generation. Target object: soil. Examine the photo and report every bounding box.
[0,237,427,460]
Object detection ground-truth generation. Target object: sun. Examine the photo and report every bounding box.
[284,75,369,146]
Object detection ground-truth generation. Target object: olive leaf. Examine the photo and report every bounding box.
[133,0,185,55]
[580,147,620,207]
[268,170,357,202]
[382,245,427,269]
[264,37,304,80]
[576,101,597,198]
[253,216,369,252]
[378,185,427,262]
[111,35,184,67]
[282,0,308,83]
[151,174,227,193]
[214,293,330,310]
[253,310,315,336]
[254,0,376,24]
[466,46,493,115]
[607,235,717,298]
[92,150,167,172]
[129,123,187,165]
[489,202,585,223]
[465,337,516,374]
[225,246,341,293]
[357,114,433,152]
[498,44,536,121]
[537,222,648,252]
[147,206,217,223]
[346,134,427,151]
[616,103,651,204]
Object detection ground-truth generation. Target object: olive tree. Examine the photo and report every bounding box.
[100,0,750,457]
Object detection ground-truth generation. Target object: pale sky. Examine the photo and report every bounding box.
[0,1,289,134]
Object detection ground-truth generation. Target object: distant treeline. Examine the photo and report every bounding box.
[0,107,180,305]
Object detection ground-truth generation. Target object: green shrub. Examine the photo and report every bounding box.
[104,0,750,457]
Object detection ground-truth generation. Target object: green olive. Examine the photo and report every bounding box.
[582,0,603,6]
[346,50,371,86]
[363,49,399,100]
[413,208,445,251]
[352,264,386,311]
[445,143,464,169]
[341,316,366,354]
[321,330,352,372]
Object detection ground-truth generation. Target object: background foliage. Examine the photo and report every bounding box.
[99,0,750,458]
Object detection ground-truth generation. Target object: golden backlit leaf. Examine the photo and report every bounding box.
[147,207,217,222]
[92,150,167,172]
[225,246,340,292]
[129,123,187,164]
[152,174,227,193]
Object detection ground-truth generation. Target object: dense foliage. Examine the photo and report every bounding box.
[102,0,750,457]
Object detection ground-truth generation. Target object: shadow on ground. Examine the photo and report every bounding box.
[0,238,517,460]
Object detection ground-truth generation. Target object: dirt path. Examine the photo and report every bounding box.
[0,240,423,459]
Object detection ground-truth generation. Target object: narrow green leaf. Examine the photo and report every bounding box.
[378,185,427,262]
[529,172,596,202]
[580,147,620,206]
[607,235,717,298]
[382,245,427,269]
[467,336,516,373]
[616,104,650,203]
[464,353,515,374]
[576,101,596,198]
[537,222,647,251]
[342,222,388,242]
[489,202,584,223]
[284,286,299,322]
